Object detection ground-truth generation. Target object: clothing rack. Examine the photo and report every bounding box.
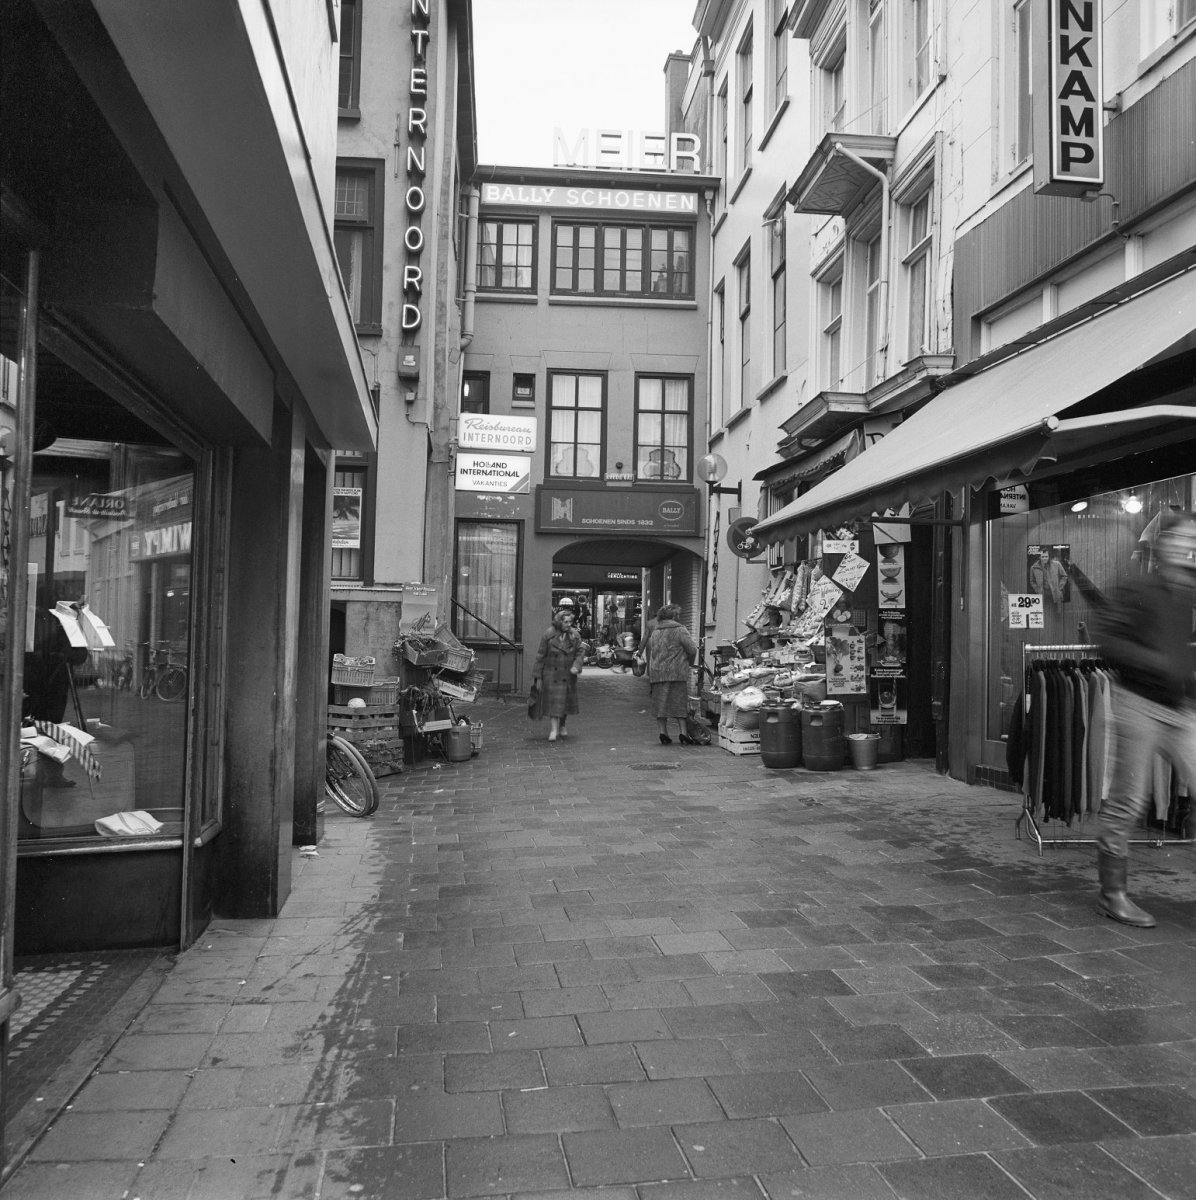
[1014,643,1193,855]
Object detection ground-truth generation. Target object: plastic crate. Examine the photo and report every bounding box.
[331,654,376,685]
[401,637,443,667]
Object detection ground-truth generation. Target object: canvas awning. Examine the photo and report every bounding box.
[752,270,1196,546]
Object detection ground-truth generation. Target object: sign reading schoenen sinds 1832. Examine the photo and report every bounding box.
[1033,0,1104,197]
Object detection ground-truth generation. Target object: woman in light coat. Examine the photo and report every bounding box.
[643,604,697,744]
[532,608,584,742]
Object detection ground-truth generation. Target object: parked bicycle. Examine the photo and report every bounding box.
[138,641,189,702]
[325,732,379,816]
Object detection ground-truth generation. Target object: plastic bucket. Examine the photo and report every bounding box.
[801,704,844,771]
[760,705,801,769]
[444,725,473,762]
[847,732,881,770]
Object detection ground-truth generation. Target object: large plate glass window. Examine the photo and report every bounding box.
[19,351,202,844]
[455,520,521,642]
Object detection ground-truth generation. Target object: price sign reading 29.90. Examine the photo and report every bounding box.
[1008,593,1044,629]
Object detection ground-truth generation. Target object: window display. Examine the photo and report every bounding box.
[987,472,1195,743]
[19,402,196,842]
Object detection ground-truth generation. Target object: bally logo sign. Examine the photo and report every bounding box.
[1033,0,1104,196]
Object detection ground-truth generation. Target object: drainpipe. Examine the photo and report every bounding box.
[833,141,889,381]
[459,184,480,361]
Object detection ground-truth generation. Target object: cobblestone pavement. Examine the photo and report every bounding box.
[4,670,1195,1198]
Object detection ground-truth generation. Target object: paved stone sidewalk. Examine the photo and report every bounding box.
[4,670,1195,1199]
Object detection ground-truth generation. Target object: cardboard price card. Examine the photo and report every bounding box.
[1008,593,1044,629]
[832,551,870,594]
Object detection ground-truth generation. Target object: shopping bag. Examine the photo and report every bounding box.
[527,680,545,720]
[685,715,711,745]
[631,652,647,678]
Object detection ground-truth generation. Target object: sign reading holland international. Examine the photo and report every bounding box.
[458,413,537,453]
[481,182,698,214]
[536,485,699,535]
[1033,0,1104,196]
[456,453,531,494]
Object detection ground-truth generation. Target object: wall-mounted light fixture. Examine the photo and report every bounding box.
[1070,500,1088,513]
[697,453,741,501]
[1123,492,1143,514]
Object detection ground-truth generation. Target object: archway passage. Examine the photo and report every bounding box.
[551,537,705,650]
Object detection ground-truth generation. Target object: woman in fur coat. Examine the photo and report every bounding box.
[643,603,697,744]
[532,607,585,742]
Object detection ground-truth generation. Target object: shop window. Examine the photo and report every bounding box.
[338,0,362,115]
[635,377,692,482]
[548,372,604,478]
[479,220,536,291]
[985,473,1196,744]
[333,161,384,331]
[20,368,202,845]
[512,373,536,407]
[332,462,366,580]
[455,520,520,642]
[462,372,489,414]
[551,222,693,300]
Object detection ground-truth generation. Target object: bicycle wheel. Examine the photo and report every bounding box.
[325,734,379,816]
[156,665,188,703]
[139,669,156,700]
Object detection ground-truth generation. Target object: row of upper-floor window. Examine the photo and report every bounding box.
[710,169,935,427]
[329,169,697,328]
[463,371,697,484]
[711,0,1196,189]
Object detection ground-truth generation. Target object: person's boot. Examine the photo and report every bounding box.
[1097,850,1156,928]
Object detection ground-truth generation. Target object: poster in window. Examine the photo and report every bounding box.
[876,543,906,609]
[332,487,362,550]
[1027,543,1070,604]
[870,676,907,724]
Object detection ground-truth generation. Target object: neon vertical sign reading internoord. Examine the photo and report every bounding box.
[402,0,430,330]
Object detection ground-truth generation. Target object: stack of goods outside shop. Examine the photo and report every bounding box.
[329,586,485,771]
[705,521,910,771]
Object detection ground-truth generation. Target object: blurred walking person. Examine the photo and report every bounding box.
[532,607,584,742]
[643,604,697,745]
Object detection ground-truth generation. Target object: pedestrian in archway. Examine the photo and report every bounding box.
[644,603,697,745]
[532,607,584,742]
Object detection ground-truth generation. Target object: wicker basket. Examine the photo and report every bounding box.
[331,654,376,686]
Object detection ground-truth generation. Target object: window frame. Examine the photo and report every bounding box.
[331,458,371,582]
[453,518,523,645]
[337,0,363,116]
[512,373,536,408]
[819,264,845,391]
[333,159,385,333]
[862,230,884,388]
[736,248,752,407]
[738,25,755,174]
[901,188,934,362]
[547,370,606,480]
[550,220,694,300]
[769,215,787,378]
[771,0,790,111]
[478,218,538,293]
[868,0,888,134]
[461,372,490,415]
[634,375,694,484]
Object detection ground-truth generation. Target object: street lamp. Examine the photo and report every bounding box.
[696,453,741,501]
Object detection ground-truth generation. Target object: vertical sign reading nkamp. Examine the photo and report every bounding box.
[1033,0,1104,196]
